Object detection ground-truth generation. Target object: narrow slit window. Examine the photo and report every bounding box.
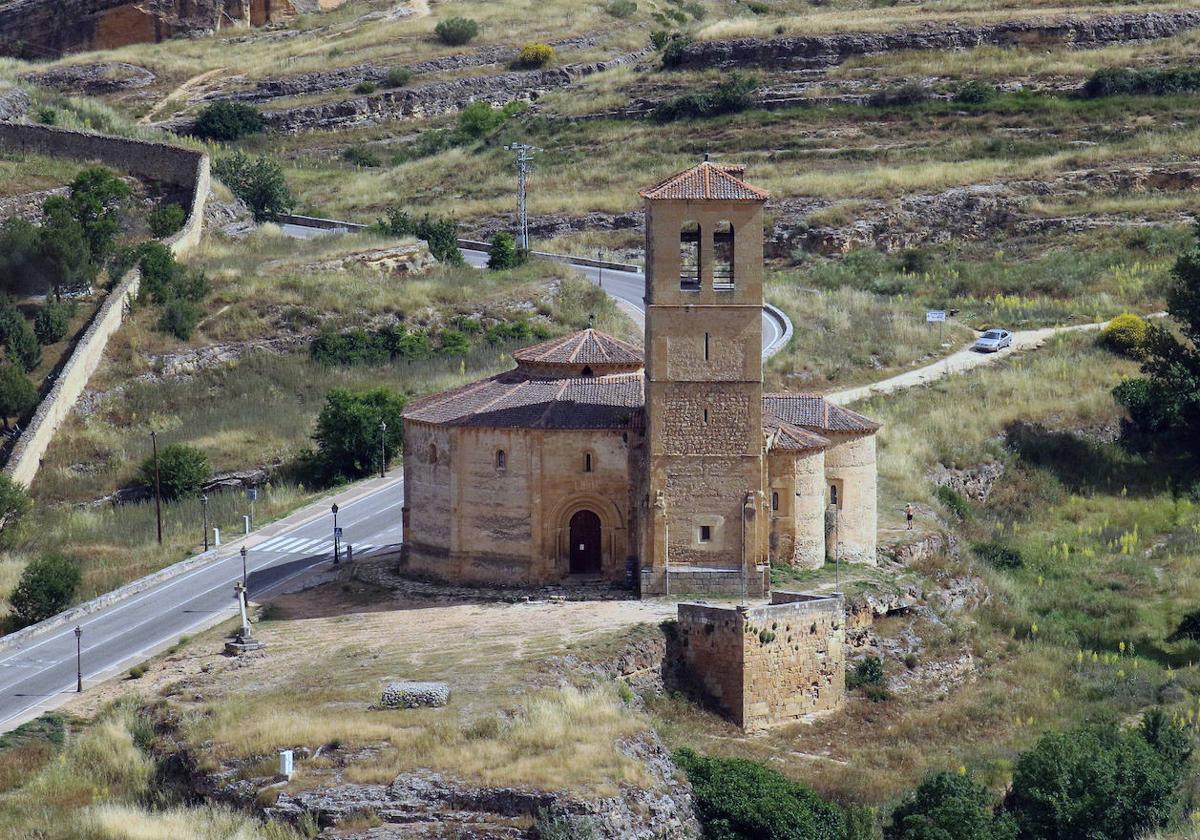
[704,332,710,361]
[429,443,439,464]
[713,220,734,290]
[771,491,779,512]
[680,220,700,291]
[584,452,593,473]
[830,484,839,508]
[703,408,709,425]
[699,525,712,542]
[496,450,506,470]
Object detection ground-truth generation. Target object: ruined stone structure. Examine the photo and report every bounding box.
[0,0,345,58]
[675,591,845,730]
[401,162,880,594]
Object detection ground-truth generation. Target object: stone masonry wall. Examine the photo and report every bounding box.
[824,432,878,565]
[676,592,845,730]
[0,123,209,487]
[768,448,826,569]
[401,421,453,573]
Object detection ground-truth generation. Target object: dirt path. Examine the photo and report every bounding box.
[139,67,227,125]
[826,318,1123,406]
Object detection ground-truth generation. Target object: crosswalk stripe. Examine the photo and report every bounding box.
[256,535,292,551]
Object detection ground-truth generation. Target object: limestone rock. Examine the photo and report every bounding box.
[0,88,31,122]
[379,680,450,709]
[930,461,1005,503]
[304,242,438,276]
[22,62,155,95]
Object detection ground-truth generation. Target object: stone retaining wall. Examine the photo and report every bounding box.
[0,123,210,487]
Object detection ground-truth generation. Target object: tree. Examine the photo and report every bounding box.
[139,443,210,500]
[148,203,187,238]
[0,218,47,298]
[434,16,479,45]
[212,151,295,223]
[0,475,31,538]
[8,554,81,629]
[1114,223,1200,460]
[0,309,42,372]
[192,101,265,141]
[487,231,521,270]
[674,748,847,840]
[33,301,73,345]
[313,387,407,481]
[36,202,94,298]
[1006,727,1178,840]
[1139,708,1194,774]
[887,772,1016,840]
[375,209,463,264]
[63,167,130,266]
[0,363,37,427]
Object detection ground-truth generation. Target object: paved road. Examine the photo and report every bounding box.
[0,236,786,733]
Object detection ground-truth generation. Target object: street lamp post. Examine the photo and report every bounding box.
[150,431,162,545]
[597,249,603,290]
[331,503,340,565]
[240,544,248,589]
[74,626,82,693]
[201,494,209,551]
[379,420,387,479]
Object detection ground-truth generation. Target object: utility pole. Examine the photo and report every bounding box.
[379,420,387,479]
[240,544,248,590]
[503,143,542,251]
[74,626,82,692]
[201,494,209,551]
[597,249,603,290]
[150,431,162,545]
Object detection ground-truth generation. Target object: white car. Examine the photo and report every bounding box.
[973,329,1012,352]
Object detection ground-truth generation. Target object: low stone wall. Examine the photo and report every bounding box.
[0,123,210,488]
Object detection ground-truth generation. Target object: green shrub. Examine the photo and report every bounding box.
[654,73,757,121]
[8,554,80,628]
[1139,708,1194,773]
[745,0,771,13]
[139,442,210,500]
[313,387,407,480]
[886,771,1016,840]
[310,327,391,366]
[535,807,598,840]
[434,16,479,45]
[147,203,187,238]
[33,300,73,345]
[1099,312,1150,358]
[375,209,462,264]
[1083,66,1200,98]
[1169,609,1200,642]
[386,67,413,87]
[353,80,378,95]
[438,329,470,355]
[675,748,847,840]
[660,35,693,68]
[0,363,37,423]
[0,308,42,372]
[35,106,56,125]
[935,485,971,520]
[971,539,1023,569]
[606,0,638,17]
[1007,726,1179,840]
[457,100,517,139]
[64,166,130,266]
[869,83,932,107]
[487,231,522,270]
[127,663,148,679]
[159,298,202,340]
[0,474,31,535]
[192,101,265,141]
[848,656,885,690]
[212,151,295,223]
[342,145,382,167]
[955,80,996,105]
[514,42,555,69]
[650,30,672,50]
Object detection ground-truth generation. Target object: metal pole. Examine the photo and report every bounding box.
[240,545,248,590]
[74,626,82,692]
[598,249,603,289]
[332,503,340,565]
[504,143,541,251]
[201,494,209,551]
[379,420,387,479]
[151,431,162,545]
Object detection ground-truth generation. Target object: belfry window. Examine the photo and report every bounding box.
[496,450,507,470]
[680,220,700,290]
[713,220,734,290]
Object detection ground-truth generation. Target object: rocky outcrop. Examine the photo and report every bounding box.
[674,11,1200,70]
[262,50,649,133]
[0,88,31,121]
[930,462,1005,504]
[377,681,450,709]
[255,731,699,839]
[300,242,437,276]
[21,62,155,94]
[879,531,959,566]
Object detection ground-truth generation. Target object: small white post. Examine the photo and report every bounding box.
[213,527,221,547]
[243,515,251,535]
[346,544,353,563]
[278,749,294,779]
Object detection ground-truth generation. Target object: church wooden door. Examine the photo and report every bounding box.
[569,510,602,575]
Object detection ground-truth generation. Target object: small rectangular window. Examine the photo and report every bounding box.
[699,525,712,542]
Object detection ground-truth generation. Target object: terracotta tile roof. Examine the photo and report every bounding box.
[404,371,644,430]
[763,414,831,452]
[639,161,770,202]
[511,328,643,370]
[763,393,881,434]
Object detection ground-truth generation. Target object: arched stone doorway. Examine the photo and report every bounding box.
[569,509,602,575]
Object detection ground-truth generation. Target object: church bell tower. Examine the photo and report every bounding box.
[639,161,770,597]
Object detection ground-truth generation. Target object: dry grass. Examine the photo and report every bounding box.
[0,151,81,196]
[87,804,301,840]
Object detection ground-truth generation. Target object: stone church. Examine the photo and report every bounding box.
[400,162,880,596]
